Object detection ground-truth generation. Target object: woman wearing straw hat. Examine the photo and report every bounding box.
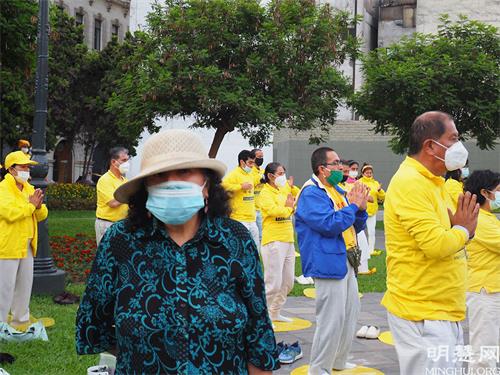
[0,151,47,329]
[76,129,280,374]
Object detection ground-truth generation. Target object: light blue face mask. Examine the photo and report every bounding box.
[461,167,469,179]
[488,191,500,211]
[146,181,205,225]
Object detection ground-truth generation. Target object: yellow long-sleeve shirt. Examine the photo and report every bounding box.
[252,166,265,211]
[96,171,129,222]
[381,156,469,322]
[467,209,500,293]
[0,174,48,258]
[222,166,256,222]
[359,176,385,217]
[444,178,463,210]
[260,183,294,245]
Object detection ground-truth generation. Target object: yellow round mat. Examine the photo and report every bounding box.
[303,288,363,299]
[7,314,55,331]
[378,331,394,346]
[291,365,384,374]
[272,317,312,332]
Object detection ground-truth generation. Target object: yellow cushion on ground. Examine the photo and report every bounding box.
[378,331,394,346]
[7,314,55,331]
[291,365,384,374]
[272,317,312,332]
[303,288,363,299]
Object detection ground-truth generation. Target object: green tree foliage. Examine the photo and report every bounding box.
[0,0,38,149]
[352,16,500,154]
[108,0,359,157]
[48,7,88,150]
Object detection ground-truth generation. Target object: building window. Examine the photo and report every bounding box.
[94,19,102,50]
[111,24,119,38]
[75,12,84,26]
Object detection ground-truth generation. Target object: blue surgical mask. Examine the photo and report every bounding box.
[146,181,205,225]
[461,167,469,179]
[243,165,252,174]
[488,191,500,211]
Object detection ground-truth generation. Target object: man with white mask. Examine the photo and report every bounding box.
[95,147,130,245]
[382,111,480,374]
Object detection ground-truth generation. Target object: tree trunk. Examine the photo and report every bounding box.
[208,123,233,158]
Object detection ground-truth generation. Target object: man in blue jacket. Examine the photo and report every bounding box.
[295,147,369,374]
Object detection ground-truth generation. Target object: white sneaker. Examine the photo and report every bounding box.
[365,325,380,339]
[272,314,293,322]
[333,362,357,370]
[356,325,369,338]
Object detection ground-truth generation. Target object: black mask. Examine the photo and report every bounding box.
[255,158,264,167]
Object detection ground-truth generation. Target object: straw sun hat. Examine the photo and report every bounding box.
[114,129,227,203]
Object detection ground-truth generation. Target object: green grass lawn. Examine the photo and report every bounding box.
[1,284,98,375]
[48,210,95,237]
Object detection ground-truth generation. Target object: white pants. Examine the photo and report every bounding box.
[0,245,34,324]
[387,312,464,374]
[467,290,500,370]
[309,263,360,374]
[95,218,114,246]
[240,221,260,252]
[357,231,371,273]
[261,241,295,319]
[366,214,377,253]
[255,210,263,244]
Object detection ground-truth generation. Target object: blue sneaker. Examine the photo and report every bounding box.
[278,341,303,364]
[276,341,286,355]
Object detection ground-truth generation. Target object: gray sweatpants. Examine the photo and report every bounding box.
[309,262,360,374]
[387,311,464,375]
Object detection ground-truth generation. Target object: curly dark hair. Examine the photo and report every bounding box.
[126,169,231,230]
[464,170,500,206]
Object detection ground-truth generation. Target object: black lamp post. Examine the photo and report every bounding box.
[31,0,65,294]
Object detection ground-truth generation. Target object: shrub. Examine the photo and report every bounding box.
[46,183,96,210]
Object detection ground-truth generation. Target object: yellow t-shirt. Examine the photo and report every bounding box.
[381,157,468,322]
[221,166,256,222]
[96,170,129,222]
[466,209,500,293]
[444,178,463,210]
[359,176,385,217]
[324,185,357,249]
[260,183,294,245]
[252,166,265,211]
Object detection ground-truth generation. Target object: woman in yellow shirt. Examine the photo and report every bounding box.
[359,164,385,254]
[463,170,500,371]
[260,162,296,322]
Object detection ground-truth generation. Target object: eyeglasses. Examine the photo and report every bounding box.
[324,161,341,167]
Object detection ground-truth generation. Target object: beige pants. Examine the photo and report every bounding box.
[261,241,295,319]
[95,218,114,246]
[0,244,34,324]
[467,290,500,370]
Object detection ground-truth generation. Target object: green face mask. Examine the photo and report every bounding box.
[326,169,344,186]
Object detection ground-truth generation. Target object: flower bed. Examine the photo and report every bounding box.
[50,233,97,283]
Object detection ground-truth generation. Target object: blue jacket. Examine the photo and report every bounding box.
[295,176,368,279]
